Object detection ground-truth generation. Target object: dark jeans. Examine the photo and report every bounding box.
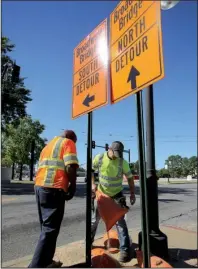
[91,192,131,253]
[29,186,65,268]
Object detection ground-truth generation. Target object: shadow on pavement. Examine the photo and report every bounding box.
[1,182,194,197]
[1,183,35,195]
[122,185,193,197]
[158,199,182,203]
[64,263,87,268]
[168,248,198,268]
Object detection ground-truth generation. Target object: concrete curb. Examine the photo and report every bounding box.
[2,234,104,268]
[2,226,197,268]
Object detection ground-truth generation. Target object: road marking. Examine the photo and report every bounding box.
[2,197,18,203]
[162,225,197,234]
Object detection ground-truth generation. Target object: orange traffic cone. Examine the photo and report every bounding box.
[91,248,121,268]
[96,190,128,232]
[103,229,120,254]
[136,250,173,268]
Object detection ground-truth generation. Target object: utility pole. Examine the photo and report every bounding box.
[128,149,131,163]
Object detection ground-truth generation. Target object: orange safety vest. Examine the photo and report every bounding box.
[35,136,79,192]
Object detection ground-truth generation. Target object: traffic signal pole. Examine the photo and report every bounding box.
[138,85,169,259]
[89,143,131,161]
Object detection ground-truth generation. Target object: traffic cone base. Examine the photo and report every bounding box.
[91,248,121,268]
[103,229,120,253]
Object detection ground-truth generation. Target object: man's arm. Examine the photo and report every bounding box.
[92,154,100,194]
[63,140,79,200]
[123,160,136,205]
[66,164,77,186]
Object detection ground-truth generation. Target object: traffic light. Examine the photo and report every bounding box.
[92,140,95,149]
[11,64,20,83]
[105,143,109,151]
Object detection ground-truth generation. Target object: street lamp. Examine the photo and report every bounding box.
[161,0,180,10]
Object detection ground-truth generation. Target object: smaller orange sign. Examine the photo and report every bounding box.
[110,1,164,104]
[72,19,108,119]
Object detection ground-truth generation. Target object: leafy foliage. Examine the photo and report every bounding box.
[131,155,197,178]
[1,36,32,131]
[2,117,45,167]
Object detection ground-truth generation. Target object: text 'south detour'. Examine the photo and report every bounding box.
[110,1,164,104]
[72,19,108,119]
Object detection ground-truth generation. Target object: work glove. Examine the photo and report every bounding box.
[92,183,97,199]
[115,196,129,210]
[65,185,76,201]
[130,193,136,205]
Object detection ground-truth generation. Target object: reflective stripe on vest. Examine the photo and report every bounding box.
[98,153,123,188]
[39,159,65,170]
[63,154,78,164]
[44,137,65,185]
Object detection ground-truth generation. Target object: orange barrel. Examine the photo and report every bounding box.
[103,229,120,254]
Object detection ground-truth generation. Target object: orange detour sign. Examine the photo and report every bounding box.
[110,1,164,104]
[72,19,108,119]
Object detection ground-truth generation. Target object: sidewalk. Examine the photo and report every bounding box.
[2,226,197,268]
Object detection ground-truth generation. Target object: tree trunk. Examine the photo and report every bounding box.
[19,163,23,181]
[12,162,15,180]
[30,140,35,181]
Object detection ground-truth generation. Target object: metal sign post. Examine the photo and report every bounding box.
[144,84,168,259]
[136,91,151,268]
[85,112,93,267]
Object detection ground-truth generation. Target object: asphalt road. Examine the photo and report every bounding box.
[2,181,197,263]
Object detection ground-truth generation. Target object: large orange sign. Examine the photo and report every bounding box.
[72,19,108,119]
[110,1,164,104]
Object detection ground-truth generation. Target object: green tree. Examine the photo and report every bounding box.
[157,168,170,178]
[3,117,45,180]
[188,156,198,176]
[165,155,197,178]
[181,157,190,177]
[1,36,32,131]
[166,155,183,178]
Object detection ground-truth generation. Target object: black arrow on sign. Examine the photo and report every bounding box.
[127,66,140,90]
[83,94,95,107]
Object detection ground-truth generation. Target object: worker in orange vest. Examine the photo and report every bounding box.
[29,130,79,268]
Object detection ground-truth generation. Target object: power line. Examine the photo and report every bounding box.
[81,131,196,138]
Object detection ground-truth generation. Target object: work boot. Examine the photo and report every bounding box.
[47,260,63,268]
[118,251,131,263]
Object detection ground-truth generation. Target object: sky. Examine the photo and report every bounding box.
[2,0,197,169]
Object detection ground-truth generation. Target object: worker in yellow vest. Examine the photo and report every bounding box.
[91,141,136,263]
[29,130,79,268]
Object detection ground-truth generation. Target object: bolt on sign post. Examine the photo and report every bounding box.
[110,0,164,103]
[110,1,165,267]
[72,19,108,268]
